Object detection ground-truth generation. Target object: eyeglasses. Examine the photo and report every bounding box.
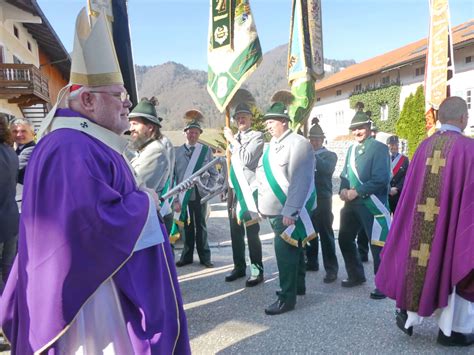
[89,91,130,103]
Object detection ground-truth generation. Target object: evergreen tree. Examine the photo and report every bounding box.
[395,85,426,157]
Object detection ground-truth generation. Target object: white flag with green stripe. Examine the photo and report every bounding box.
[207,0,262,112]
[287,0,324,130]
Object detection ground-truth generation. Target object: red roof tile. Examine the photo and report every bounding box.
[316,20,474,91]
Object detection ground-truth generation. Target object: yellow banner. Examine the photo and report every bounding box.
[425,0,453,110]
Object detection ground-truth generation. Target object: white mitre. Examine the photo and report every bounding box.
[70,7,123,86]
[38,7,123,138]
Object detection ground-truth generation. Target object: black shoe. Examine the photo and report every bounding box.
[176,260,193,267]
[305,263,319,271]
[225,269,246,282]
[395,309,413,336]
[437,330,474,347]
[370,288,387,300]
[323,273,337,283]
[275,289,305,296]
[245,273,263,287]
[360,255,369,262]
[341,278,366,288]
[201,261,214,268]
[264,300,295,315]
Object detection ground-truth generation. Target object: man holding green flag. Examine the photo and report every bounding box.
[338,111,391,300]
[223,102,264,286]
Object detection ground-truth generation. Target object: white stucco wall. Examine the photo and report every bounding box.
[0,4,40,66]
[311,42,474,140]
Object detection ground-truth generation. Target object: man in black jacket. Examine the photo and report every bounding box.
[305,118,339,283]
[387,135,409,214]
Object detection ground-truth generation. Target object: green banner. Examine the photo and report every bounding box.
[211,0,233,50]
[207,0,262,112]
[287,0,324,129]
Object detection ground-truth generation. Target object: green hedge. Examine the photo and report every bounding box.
[349,85,401,132]
[395,85,426,158]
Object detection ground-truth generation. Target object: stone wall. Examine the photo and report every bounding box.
[325,140,353,194]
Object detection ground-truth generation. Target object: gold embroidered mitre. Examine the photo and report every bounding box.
[69,7,123,87]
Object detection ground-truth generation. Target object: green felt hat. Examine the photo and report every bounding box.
[386,135,399,144]
[370,121,379,132]
[233,103,252,117]
[263,102,290,121]
[183,109,203,133]
[308,118,325,138]
[129,97,161,127]
[349,111,371,130]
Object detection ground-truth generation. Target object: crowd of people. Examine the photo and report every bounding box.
[0,6,472,354]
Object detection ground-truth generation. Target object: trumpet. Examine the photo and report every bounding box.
[161,156,228,204]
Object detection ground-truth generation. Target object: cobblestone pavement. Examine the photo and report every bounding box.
[175,198,471,354]
[1,197,470,354]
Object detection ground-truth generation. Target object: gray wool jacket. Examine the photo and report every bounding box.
[230,129,264,186]
[256,129,315,218]
[174,143,218,201]
[130,139,170,197]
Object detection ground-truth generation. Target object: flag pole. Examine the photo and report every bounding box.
[225,105,233,207]
[225,105,231,173]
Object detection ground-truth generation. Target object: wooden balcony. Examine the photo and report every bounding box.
[0,63,49,105]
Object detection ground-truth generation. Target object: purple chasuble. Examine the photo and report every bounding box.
[375,130,474,316]
[0,110,190,354]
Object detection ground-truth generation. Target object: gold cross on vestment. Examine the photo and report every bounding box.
[426,150,446,174]
[411,243,431,267]
[417,197,440,221]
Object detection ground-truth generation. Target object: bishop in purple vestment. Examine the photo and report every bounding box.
[375,97,474,347]
[0,8,190,354]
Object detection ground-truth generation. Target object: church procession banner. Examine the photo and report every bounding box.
[424,0,454,132]
[207,0,263,112]
[287,0,324,130]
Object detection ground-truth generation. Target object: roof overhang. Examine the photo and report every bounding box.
[5,0,71,79]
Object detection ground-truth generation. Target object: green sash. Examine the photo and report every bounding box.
[347,144,391,246]
[262,147,316,246]
[229,152,259,226]
[169,144,209,243]
[159,177,172,217]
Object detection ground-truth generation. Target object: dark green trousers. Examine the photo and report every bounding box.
[269,216,305,306]
[228,195,263,273]
[180,198,211,264]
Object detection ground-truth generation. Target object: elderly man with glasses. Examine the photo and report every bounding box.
[0,8,190,355]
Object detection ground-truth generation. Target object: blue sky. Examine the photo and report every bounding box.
[38,0,473,70]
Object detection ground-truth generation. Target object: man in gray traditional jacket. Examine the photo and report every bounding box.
[223,103,264,286]
[256,102,315,315]
[128,97,170,198]
[174,110,217,268]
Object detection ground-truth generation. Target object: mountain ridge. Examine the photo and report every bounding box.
[135,44,355,130]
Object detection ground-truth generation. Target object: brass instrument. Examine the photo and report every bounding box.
[160,157,228,205]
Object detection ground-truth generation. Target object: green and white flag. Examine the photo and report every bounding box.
[207,0,262,112]
[287,0,324,130]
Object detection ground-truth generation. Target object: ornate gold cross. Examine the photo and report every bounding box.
[411,243,431,267]
[426,150,446,174]
[417,197,440,221]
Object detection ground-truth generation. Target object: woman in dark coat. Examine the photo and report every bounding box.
[0,118,20,292]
